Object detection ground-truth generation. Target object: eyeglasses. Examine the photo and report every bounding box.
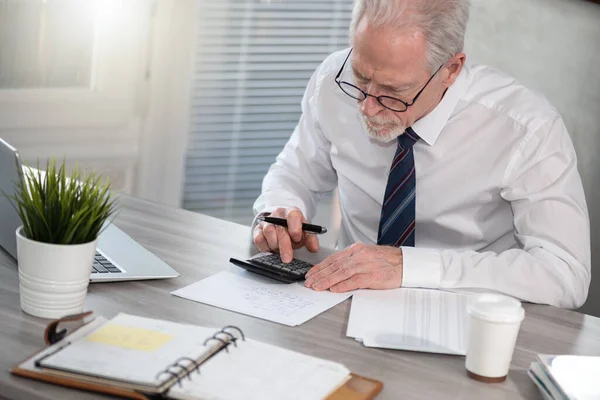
[334,48,443,112]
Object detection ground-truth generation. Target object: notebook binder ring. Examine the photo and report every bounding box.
[172,357,199,380]
[222,326,245,341]
[156,326,245,387]
[216,331,237,346]
[157,370,182,387]
[215,326,245,347]
[174,357,201,374]
[155,358,198,386]
[203,335,229,352]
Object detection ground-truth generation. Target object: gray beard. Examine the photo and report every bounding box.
[360,115,407,143]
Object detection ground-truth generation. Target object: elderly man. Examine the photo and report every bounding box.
[252,0,590,308]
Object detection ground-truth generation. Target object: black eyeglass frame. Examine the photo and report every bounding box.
[334,48,444,112]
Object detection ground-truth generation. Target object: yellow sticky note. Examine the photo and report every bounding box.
[86,324,173,352]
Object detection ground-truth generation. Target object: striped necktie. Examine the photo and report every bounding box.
[377,127,420,247]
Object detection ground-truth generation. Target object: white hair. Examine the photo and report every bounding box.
[349,0,470,72]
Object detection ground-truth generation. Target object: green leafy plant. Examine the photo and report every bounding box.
[7,159,118,245]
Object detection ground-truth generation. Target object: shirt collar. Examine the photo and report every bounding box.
[411,65,468,146]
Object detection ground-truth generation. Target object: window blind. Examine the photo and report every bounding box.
[183,0,353,225]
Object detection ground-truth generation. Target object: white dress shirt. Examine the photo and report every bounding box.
[253,49,591,308]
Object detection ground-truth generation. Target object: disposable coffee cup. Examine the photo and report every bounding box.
[465,294,525,383]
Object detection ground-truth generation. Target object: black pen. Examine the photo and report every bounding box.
[257,216,328,234]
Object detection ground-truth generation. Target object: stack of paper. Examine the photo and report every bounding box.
[172,271,354,326]
[529,355,600,400]
[347,288,469,355]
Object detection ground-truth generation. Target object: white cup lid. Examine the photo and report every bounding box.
[468,294,525,323]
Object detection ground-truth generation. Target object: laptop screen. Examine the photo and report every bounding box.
[0,138,24,259]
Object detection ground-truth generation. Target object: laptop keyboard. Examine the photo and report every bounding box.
[91,252,122,274]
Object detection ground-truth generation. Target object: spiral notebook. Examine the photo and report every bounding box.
[11,313,382,400]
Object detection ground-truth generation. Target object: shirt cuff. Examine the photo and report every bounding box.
[400,247,442,288]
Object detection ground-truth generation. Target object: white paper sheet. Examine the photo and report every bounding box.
[169,336,350,400]
[172,271,354,326]
[347,288,469,355]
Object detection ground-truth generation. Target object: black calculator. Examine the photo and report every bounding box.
[229,252,314,284]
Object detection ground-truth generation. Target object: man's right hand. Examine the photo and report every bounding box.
[253,207,319,263]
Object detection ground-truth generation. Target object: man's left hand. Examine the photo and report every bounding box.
[304,243,403,292]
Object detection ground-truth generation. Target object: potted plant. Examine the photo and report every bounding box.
[7,160,118,319]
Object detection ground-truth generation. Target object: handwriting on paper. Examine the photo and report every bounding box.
[172,271,354,326]
[242,286,316,317]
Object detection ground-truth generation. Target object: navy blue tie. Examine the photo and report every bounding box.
[377,127,420,247]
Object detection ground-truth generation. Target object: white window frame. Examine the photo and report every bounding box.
[135,0,199,206]
[0,0,151,131]
[0,0,156,196]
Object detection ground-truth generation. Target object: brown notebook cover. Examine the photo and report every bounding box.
[11,312,383,400]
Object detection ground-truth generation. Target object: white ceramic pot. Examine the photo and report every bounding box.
[16,226,97,319]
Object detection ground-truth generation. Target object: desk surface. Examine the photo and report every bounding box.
[1,195,599,400]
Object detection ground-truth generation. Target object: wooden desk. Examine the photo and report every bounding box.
[1,195,599,400]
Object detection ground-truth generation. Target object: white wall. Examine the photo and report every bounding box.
[465,0,600,316]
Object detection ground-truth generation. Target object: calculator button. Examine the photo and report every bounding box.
[249,254,313,281]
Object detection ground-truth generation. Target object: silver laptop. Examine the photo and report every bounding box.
[0,138,179,282]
